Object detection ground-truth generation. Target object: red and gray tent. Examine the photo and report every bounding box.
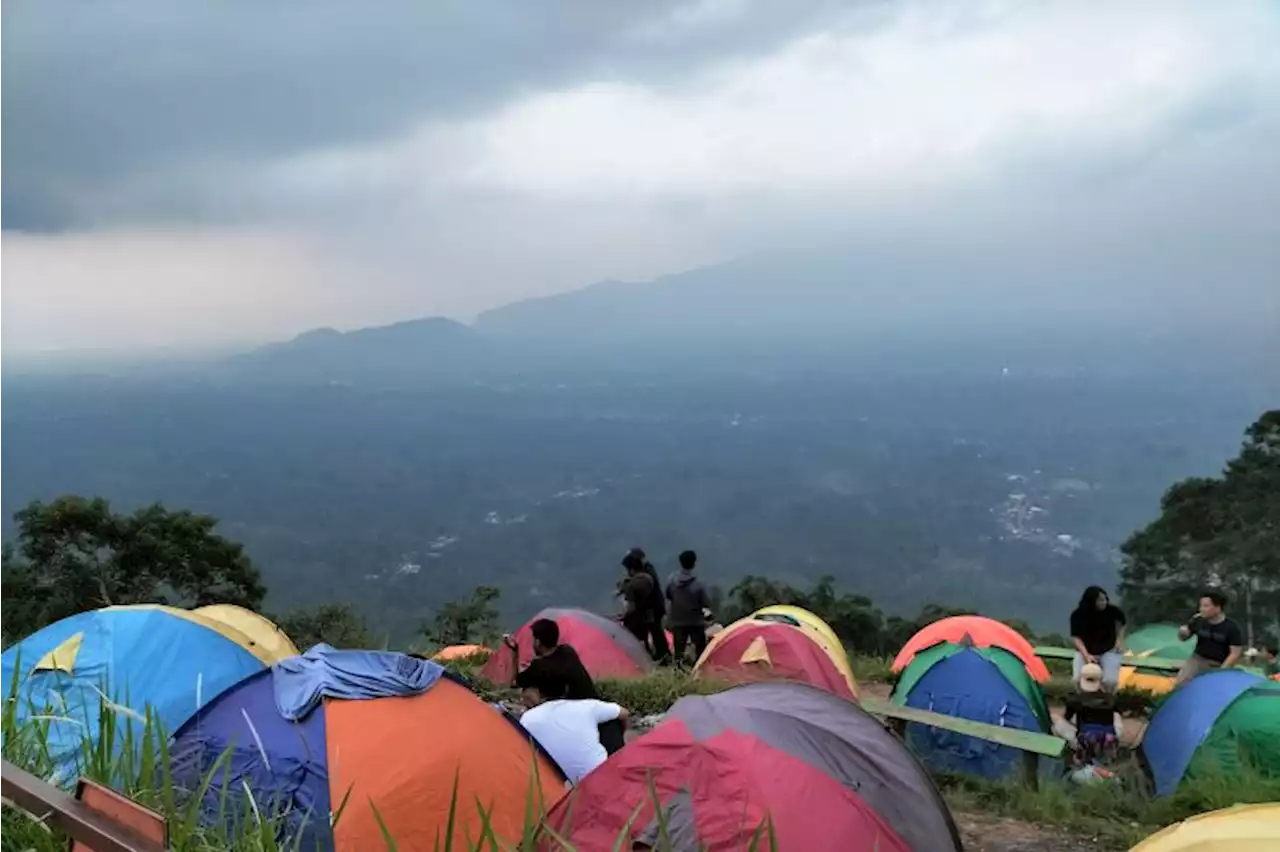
[544,682,961,851]
[480,607,654,684]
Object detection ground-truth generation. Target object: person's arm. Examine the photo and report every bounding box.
[503,634,524,687]
[585,699,627,726]
[1069,613,1095,663]
[1114,608,1127,652]
[1223,623,1245,668]
[1178,613,1199,641]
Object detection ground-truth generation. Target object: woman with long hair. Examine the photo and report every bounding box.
[1068,585,1127,691]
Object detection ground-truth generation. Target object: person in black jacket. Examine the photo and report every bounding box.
[666,550,711,665]
[624,548,671,663]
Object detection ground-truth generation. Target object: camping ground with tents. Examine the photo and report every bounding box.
[3,602,1278,851]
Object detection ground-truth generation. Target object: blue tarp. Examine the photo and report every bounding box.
[273,644,444,721]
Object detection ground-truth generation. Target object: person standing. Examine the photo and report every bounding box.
[1174,590,1245,686]
[1068,586,1126,691]
[504,618,624,754]
[626,547,671,663]
[666,550,712,665]
[618,553,656,647]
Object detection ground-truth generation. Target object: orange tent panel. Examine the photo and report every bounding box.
[892,616,1050,683]
[432,644,493,662]
[325,678,565,849]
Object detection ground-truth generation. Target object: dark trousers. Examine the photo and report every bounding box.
[598,719,625,755]
[671,626,708,665]
[648,621,671,662]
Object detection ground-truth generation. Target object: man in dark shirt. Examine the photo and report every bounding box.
[625,548,671,664]
[1174,589,1245,687]
[505,618,625,754]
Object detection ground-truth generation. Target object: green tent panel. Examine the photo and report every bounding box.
[1191,681,1280,782]
[1125,624,1195,661]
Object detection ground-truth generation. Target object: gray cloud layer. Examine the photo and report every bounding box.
[3,0,1278,352]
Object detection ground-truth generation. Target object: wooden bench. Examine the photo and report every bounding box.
[1,760,167,852]
[1034,645,1185,673]
[860,696,1066,789]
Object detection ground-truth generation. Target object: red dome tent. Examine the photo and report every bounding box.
[480,607,654,684]
[693,618,857,700]
[892,615,1050,683]
[544,683,961,852]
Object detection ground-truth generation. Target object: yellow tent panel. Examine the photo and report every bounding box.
[739,635,773,667]
[194,604,300,663]
[34,632,85,673]
[432,644,493,662]
[1119,666,1176,696]
[1130,803,1280,851]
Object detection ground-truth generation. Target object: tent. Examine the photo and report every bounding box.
[432,644,493,662]
[1141,669,1280,796]
[1130,803,1280,851]
[544,682,961,852]
[171,653,566,850]
[893,615,1051,682]
[0,605,272,774]
[192,604,299,662]
[891,641,1052,780]
[693,617,857,700]
[480,607,653,684]
[750,604,858,689]
[1118,624,1194,695]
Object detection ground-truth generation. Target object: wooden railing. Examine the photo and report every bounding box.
[1,760,167,852]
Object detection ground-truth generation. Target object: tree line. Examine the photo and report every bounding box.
[5,410,1277,650]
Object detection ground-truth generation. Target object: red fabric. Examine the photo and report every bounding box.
[480,613,648,684]
[544,721,910,852]
[695,623,855,700]
[892,615,1051,682]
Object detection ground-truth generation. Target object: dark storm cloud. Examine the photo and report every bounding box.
[0,0,855,230]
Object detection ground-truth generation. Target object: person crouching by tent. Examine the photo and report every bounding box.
[519,680,629,785]
[666,549,712,666]
[504,618,625,754]
[1060,662,1120,768]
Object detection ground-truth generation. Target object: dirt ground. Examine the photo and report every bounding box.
[953,811,1126,852]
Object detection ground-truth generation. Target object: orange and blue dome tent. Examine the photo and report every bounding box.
[693,614,858,700]
[892,615,1051,683]
[1129,802,1280,851]
[480,607,654,684]
[544,682,961,851]
[0,604,292,775]
[171,646,566,850]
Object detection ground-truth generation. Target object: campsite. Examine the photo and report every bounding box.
[3,601,1278,851]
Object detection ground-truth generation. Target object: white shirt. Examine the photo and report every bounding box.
[519,699,622,783]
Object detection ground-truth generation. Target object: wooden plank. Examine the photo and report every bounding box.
[0,761,167,852]
[73,779,168,852]
[1033,645,1076,661]
[860,697,1066,757]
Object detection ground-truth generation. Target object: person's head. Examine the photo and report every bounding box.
[530,618,560,655]
[679,550,697,571]
[1198,589,1228,619]
[1077,662,1104,694]
[622,551,645,574]
[1262,642,1278,662]
[521,679,566,709]
[1078,585,1109,612]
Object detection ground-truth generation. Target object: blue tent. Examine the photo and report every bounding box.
[1,606,267,780]
[1142,669,1280,796]
[892,643,1051,779]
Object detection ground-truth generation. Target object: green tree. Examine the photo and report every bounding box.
[276,603,375,650]
[425,586,501,647]
[1120,410,1280,635]
[1,495,265,639]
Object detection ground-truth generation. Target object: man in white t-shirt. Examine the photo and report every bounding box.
[518,683,628,784]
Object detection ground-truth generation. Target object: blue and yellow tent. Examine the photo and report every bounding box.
[1,604,297,777]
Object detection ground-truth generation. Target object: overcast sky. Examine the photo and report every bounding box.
[3,0,1278,353]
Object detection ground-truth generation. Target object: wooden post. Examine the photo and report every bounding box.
[0,761,167,852]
